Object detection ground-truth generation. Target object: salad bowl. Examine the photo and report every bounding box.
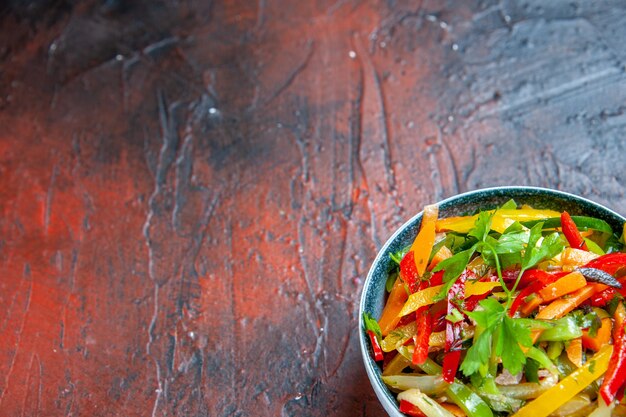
[359,186,626,417]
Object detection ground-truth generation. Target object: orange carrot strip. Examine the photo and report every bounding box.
[582,318,612,352]
[531,284,607,343]
[538,271,587,303]
[520,296,544,317]
[379,278,409,336]
[566,337,583,367]
[537,284,607,320]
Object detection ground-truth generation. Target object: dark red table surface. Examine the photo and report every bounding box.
[1,0,626,416]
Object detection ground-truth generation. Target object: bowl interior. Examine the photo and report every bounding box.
[359,186,626,416]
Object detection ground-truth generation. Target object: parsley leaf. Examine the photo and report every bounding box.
[462,299,533,377]
[433,247,476,282]
[389,246,410,265]
[522,227,564,271]
[462,299,504,376]
[496,316,531,375]
[469,211,493,242]
[502,220,524,234]
[362,312,382,340]
[571,310,602,337]
[507,227,564,294]
[495,231,528,254]
[500,199,518,210]
[460,327,493,376]
[467,298,505,326]
[522,222,544,266]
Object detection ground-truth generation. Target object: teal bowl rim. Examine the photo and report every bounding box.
[358,186,626,416]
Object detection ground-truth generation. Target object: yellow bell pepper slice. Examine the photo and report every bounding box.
[398,281,501,317]
[436,208,561,234]
[512,344,613,417]
[381,321,416,352]
[381,322,447,353]
[382,352,412,376]
[410,204,439,276]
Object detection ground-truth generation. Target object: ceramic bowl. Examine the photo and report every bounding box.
[359,186,626,416]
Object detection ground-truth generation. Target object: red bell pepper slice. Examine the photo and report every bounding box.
[367,330,384,362]
[401,251,421,293]
[510,283,541,317]
[465,293,488,312]
[428,270,444,287]
[399,400,427,417]
[442,271,468,383]
[600,302,626,405]
[396,314,415,329]
[584,253,626,276]
[431,300,448,332]
[410,271,442,365]
[442,350,462,384]
[591,288,617,307]
[509,270,564,317]
[561,211,588,250]
[412,309,432,365]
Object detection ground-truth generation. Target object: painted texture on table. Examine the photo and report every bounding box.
[1,0,626,416]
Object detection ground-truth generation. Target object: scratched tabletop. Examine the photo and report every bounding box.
[1,0,626,416]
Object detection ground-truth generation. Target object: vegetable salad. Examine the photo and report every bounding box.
[364,201,626,417]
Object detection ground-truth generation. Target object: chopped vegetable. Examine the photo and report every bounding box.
[582,317,612,352]
[561,248,599,269]
[537,271,587,303]
[521,215,613,234]
[565,337,583,367]
[367,330,384,361]
[401,251,422,293]
[399,399,428,417]
[383,352,412,376]
[382,374,448,395]
[413,308,432,365]
[410,204,439,276]
[379,277,409,336]
[599,302,626,405]
[398,389,456,417]
[561,211,589,250]
[536,316,582,342]
[584,253,626,275]
[578,267,623,288]
[534,284,607,322]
